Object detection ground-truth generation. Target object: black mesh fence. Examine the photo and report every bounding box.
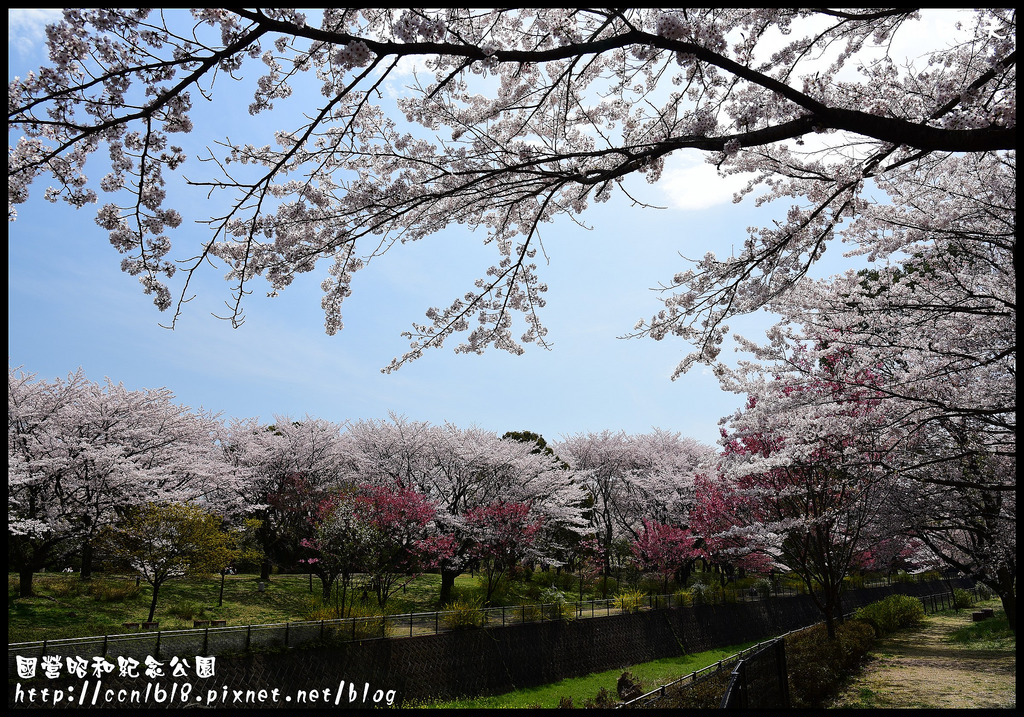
[622,584,979,710]
[9,578,976,709]
[719,638,788,709]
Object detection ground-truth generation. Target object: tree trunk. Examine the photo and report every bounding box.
[823,611,836,639]
[79,540,94,581]
[260,557,272,582]
[439,567,461,606]
[993,565,1016,631]
[340,573,349,617]
[19,565,35,598]
[147,582,161,623]
[822,583,842,638]
[999,592,1015,631]
[319,573,335,603]
[218,571,226,607]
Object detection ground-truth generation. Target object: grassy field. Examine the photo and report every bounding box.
[409,640,760,708]
[8,571,495,642]
[8,568,943,644]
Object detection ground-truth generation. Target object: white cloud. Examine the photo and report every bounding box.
[659,151,756,211]
[8,9,62,57]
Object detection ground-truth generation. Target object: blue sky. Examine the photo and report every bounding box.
[8,10,953,448]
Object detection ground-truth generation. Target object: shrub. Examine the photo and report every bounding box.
[690,582,722,605]
[89,580,142,602]
[539,586,577,621]
[593,575,619,596]
[953,588,975,609]
[305,600,389,640]
[48,578,84,599]
[545,570,576,592]
[672,589,691,607]
[617,671,643,701]
[975,583,994,600]
[843,574,862,589]
[556,696,574,709]
[348,606,390,639]
[853,594,925,636]
[304,596,347,621]
[785,620,876,708]
[584,687,617,708]
[166,599,206,620]
[442,596,486,630]
[615,589,646,613]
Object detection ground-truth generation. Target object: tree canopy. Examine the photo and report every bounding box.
[8,9,1014,372]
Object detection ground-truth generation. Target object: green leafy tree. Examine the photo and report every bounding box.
[101,503,234,622]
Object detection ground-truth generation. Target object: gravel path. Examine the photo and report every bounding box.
[829,606,1015,709]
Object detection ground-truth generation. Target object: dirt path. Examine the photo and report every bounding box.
[830,606,1015,709]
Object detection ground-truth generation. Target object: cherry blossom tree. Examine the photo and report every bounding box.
[345,416,588,604]
[257,470,329,582]
[8,365,239,594]
[714,350,899,638]
[353,483,455,609]
[9,367,89,596]
[300,489,373,609]
[688,471,775,577]
[222,415,348,579]
[895,445,1016,629]
[709,147,1015,625]
[851,536,927,578]
[8,10,1013,371]
[629,519,696,594]
[718,150,1014,481]
[463,500,545,604]
[555,429,712,591]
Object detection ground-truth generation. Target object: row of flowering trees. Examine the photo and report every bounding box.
[8,368,715,609]
[9,358,1013,629]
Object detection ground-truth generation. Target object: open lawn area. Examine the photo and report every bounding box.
[8,571,495,642]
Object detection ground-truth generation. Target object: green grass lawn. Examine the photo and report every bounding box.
[408,640,760,708]
[944,602,1015,649]
[8,569,605,642]
[9,571,480,642]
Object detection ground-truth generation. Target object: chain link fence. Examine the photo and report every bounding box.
[720,638,789,709]
[620,583,980,710]
[9,577,975,680]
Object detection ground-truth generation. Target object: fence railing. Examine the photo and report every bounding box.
[4,588,772,668]
[617,639,768,709]
[619,585,980,710]
[916,585,980,614]
[720,638,789,709]
[5,595,664,674]
[9,577,974,678]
